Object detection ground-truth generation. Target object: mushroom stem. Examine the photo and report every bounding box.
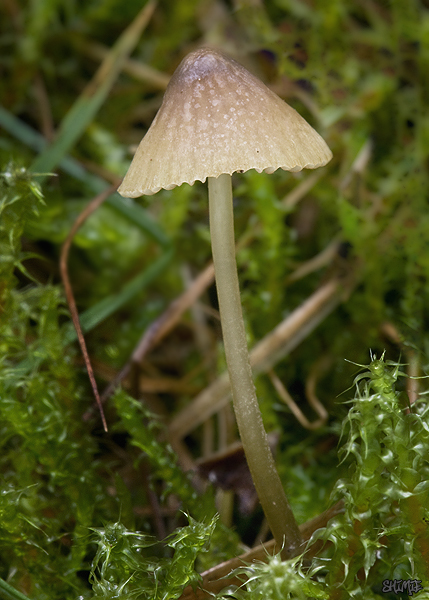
[208,173,302,557]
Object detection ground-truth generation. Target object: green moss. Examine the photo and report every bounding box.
[215,355,429,598]
[88,515,218,600]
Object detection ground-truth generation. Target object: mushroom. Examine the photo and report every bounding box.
[118,47,332,557]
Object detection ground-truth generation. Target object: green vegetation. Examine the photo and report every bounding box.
[218,356,429,599]
[1,1,429,598]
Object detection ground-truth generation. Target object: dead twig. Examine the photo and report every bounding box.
[268,362,328,430]
[286,239,341,284]
[101,261,216,402]
[60,185,118,432]
[169,276,353,440]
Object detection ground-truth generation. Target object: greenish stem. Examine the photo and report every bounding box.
[208,174,302,557]
[0,577,33,600]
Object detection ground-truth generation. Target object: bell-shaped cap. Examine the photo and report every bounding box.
[118,48,332,197]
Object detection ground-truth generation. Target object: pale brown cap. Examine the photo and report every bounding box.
[118,48,332,197]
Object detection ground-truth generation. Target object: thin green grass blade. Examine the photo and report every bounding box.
[106,195,170,247]
[0,104,108,191]
[0,107,170,246]
[29,1,157,176]
[63,247,173,342]
[0,577,31,600]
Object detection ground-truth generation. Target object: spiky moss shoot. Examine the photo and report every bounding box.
[308,354,429,597]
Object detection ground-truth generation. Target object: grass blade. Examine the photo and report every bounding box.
[30,1,157,175]
[0,578,31,600]
[63,247,174,342]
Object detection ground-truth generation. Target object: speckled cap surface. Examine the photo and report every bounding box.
[118,48,332,197]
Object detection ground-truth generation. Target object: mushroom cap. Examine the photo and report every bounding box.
[118,48,332,197]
